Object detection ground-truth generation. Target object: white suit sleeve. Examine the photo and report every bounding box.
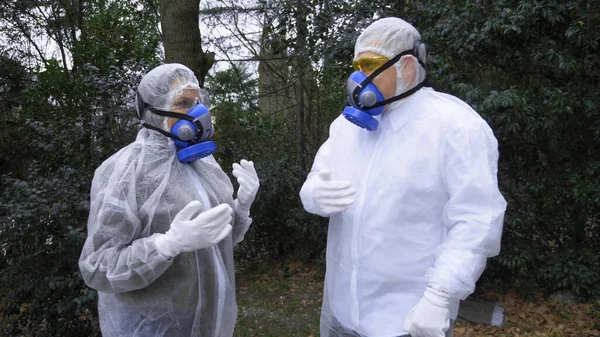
[427,123,507,299]
[78,181,173,294]
[231,199,252,245]
[299,121,337,217]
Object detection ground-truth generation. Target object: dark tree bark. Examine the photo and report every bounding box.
[159,0,215,87]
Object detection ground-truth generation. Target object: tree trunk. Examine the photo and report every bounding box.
[159,0,214,86]
[258,10,292,118]
[294,0,308,171]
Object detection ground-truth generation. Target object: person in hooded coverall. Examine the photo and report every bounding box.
[79,63,260,337]
[299,18,507,337]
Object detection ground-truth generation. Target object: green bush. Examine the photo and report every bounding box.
[539,249,600,298]
[206,67,329,266]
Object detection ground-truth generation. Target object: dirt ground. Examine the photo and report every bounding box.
[234,261,600,337]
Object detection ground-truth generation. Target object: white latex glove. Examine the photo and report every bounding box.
[312,169,356,215]
[232,159,259,212]
[403,287,451,337]
[155,201,233,258]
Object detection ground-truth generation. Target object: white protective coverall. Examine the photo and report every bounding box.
[300,18,507,337]
[79,64,253,337]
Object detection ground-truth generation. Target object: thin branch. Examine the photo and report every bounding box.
[199,5,261,16]
[213,56,288,62]
[257,82,296,98]
[145,0,163,41]
[206,14,292,84]
[49,3,69,72]
[10,19,47,65]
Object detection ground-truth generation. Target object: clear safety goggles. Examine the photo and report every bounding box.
[170,88,201,111]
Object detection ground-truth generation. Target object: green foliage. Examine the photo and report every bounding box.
[539,249,600,297]
[0,60,144,335]
[0,1,159,336]
[206,65,328,265]
[0,165,99,336]
[72,1,161,73]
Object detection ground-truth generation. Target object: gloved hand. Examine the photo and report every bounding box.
[155,201,233,258]
[403,287,451,337]
[312,169,356,215]
[232,159,259,212]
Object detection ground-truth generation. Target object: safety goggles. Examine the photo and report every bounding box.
[352,56,389,74]
[171,94,201,111]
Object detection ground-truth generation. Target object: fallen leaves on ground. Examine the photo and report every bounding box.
[455,289,600,337]
[236,261,600,337]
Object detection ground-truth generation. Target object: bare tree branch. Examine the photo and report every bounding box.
[145,0,163,41]
[213,56,288,62]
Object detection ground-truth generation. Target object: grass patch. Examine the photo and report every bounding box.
[235,261,322,336]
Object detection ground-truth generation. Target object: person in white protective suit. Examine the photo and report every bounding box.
[79,63,260,337]
[299,17,507,337]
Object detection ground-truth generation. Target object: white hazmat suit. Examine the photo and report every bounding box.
[300,18,507,337]
[79,64,257,337]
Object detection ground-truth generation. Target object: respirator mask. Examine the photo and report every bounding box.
[137,91,217,163]
[343,41,427,131]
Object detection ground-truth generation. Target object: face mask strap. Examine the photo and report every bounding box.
[148,107,196,122]
[368,79,427,108]
[352,50,414,104]
[360,51,410,87]
[137,91,206,143]
[352,47,427,109]
[141,122,186,142]
[140,106,203,142]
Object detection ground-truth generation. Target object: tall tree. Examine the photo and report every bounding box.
[159,0,215,86]
[293,0,308,170]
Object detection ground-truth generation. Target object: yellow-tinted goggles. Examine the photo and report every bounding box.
[352,56,389,73]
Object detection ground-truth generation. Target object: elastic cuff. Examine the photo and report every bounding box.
[425,286,452,307]
[153,233,177,259]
